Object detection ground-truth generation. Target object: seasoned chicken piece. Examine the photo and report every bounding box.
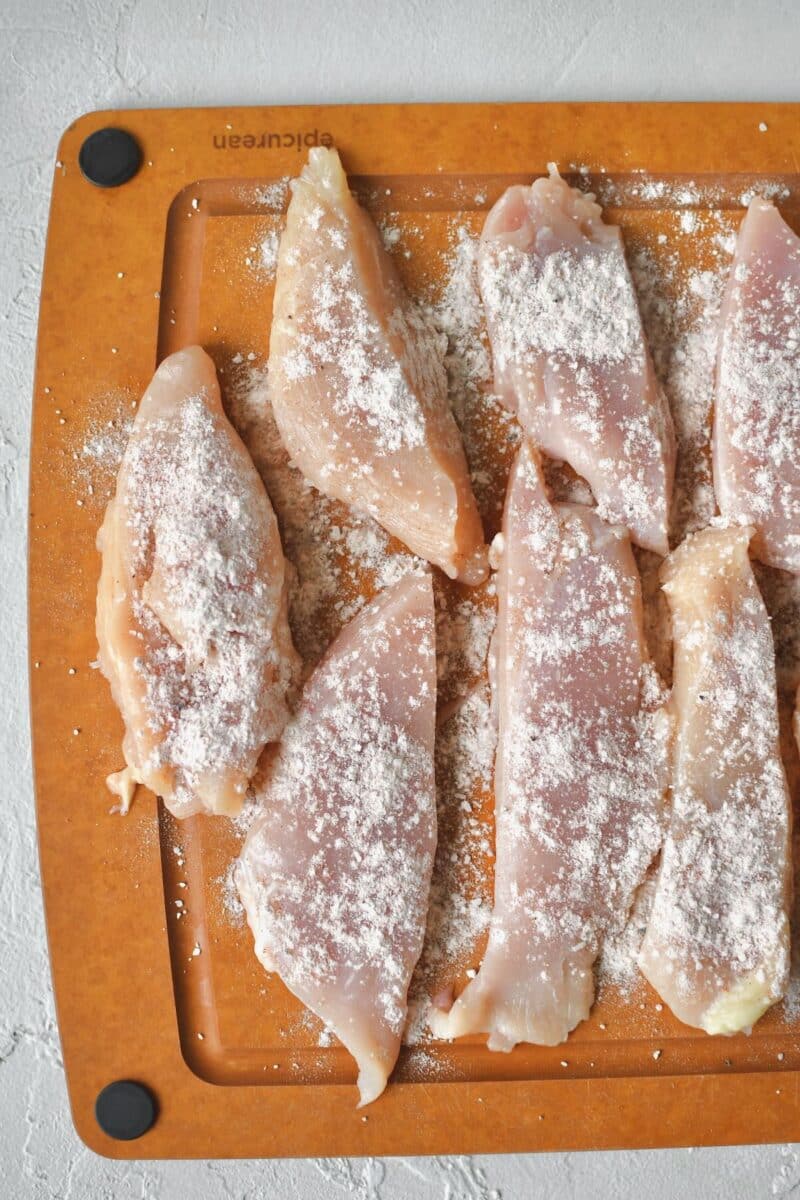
[713,197,800,573]
[96,346,298,818]
[430,444,668,1049]
[639,526,792,1034]
[236,573,437,1106]
[477,166,675,555]
[268,147,487,583]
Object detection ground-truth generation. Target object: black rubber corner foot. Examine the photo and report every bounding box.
[95,1079,157,1140]
[79,127,142,188]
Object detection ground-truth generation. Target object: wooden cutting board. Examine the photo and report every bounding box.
[29,101,800,1159]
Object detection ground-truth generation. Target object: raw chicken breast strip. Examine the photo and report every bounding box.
[713,196,800,573]
[268,147,487,583]
[478,166,675,555]
[96,346,298,819]
[236,573,437,1106]
[430,444,669,1049]
[639,526,792,1034]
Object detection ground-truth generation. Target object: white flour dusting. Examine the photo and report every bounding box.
[427,224,520,532]
[276,256,430,455]
[406,687,495,1044]
[235,576,437,1101]
[224,357,421,664]
[639,528,791,1022]
[598,873,657,996]
[259,230,281,277]
[740,181,791,207]
[217,860,246,928]
[379,221,402,249]
[435,583,496,709]
[253,176,291,211]
[269,154,443,458]
[99,172,800,1048]
[482,244,644,369]
[476,171,674,555]
[445,449,670,1046]
[714,198,800,573]
[79,419,132,472]
[630,223,732,544]
[429,227,491,408]
[97,356,297,818]
[265,149,487,584]
[71,400,134,504]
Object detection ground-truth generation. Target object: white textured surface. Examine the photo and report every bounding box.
[4,1,800,1195]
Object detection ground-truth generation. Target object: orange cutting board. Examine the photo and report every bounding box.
[29,102,800,1159]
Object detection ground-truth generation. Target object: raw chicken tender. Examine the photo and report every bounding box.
[96,346,298,818]
[268,147,487,583]
[236,573,437,1106]
[478,165,675,555]
[639,526,791,1034]
[430,444,668,1050]
[713,196,800,573]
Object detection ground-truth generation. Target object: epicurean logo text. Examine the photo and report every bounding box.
[212,130,334,151]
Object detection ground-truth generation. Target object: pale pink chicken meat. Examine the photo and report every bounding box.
[477,166,675,555]
[639,526,791,1034]
[268,147,487,583]
[235,573,437,1106]
[713,197,800,573]
[96,346,298,818]
[430,444,669,1050]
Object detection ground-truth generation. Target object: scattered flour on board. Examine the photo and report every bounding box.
[252,176,291,211]
[426,209,712,538]
[259,230,281,277]
[219,190,776,1028]
[378,220,402,251]
[429,227,491,409]
[597,873,658,996]
[426,224,520,532]
[435,584,496,709]
[578,170,790,212]
[378,217,422,258]
[82,171,800,1040]
[217,860,246,928]
[71,398,134,503]
[244,224,284,283]
[629,217,733,545]
[402,1047,459,1080]
[740,181,791,207]
[79,420,131,472]
[236,177,291,285]
[223,357,422,664]
[219,354,498,1034]
[406,686,496,1045]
